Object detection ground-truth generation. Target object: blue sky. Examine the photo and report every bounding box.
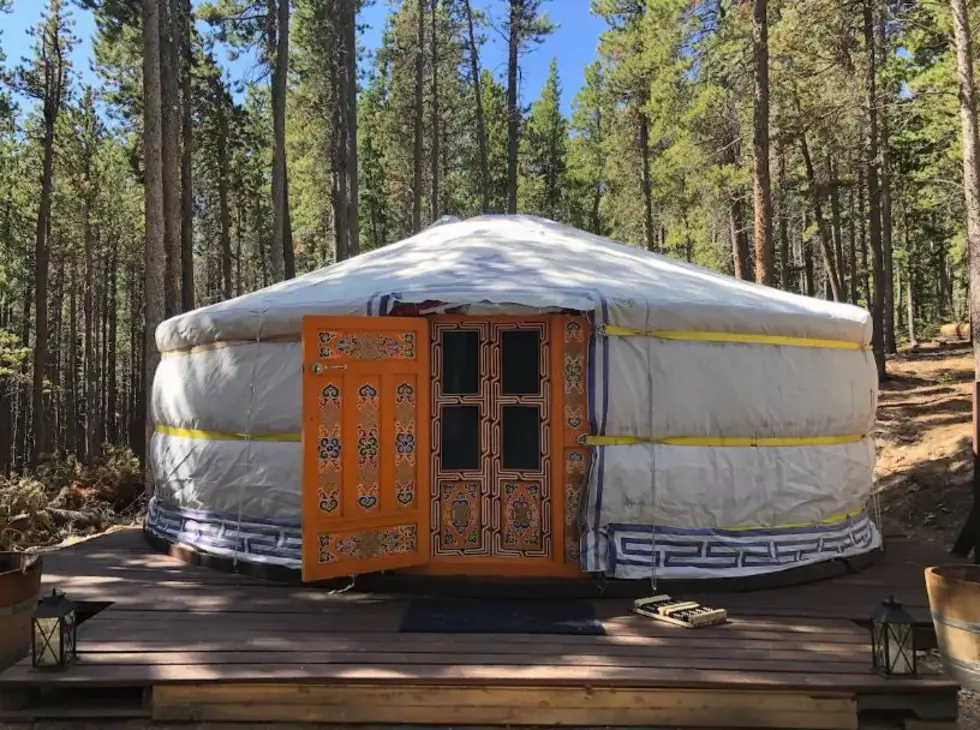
[2,0,606,116]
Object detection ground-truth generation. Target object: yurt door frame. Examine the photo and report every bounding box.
[300,314,589,582]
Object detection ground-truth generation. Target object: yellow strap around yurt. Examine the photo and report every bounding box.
[585,434,865,447]
[724,507,866,532]
[154,425,302,442]
[603,325,869,351]
[154,425,865,448]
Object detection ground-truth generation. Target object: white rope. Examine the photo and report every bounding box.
[233,309,267,574]
[646,334,659,593]
[649,449,659,593]
[872,481,884,553]
[328,576,357,594]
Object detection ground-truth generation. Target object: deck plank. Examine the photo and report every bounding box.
[0,658,956,691]
[74,639,872,663]
[61,649,885,675]
[151,684,860,730]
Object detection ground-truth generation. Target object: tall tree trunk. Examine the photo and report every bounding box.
[829,157,846,292]
[639,107,655,252]
[902,209,916,348]
[859,166,870,305]
[0,210,11,471]
[896,266,904,333]
[98,247,109,450]
[778,152,790,290]
[179,0,195,312]
[49,247,63,454]
[730,192,751,279]
[413,0,425,229]
[848,184,859,305]
[217,101,233,301]
[430,0,440,221]
[798,132,842,300]
[143,0,166,480]
[236,195,244,295]
[803,211,815,297]
[344,0,359,256]
[878,0,896,354]
[938,236,951,319]
[506,0,520,214]
[66,258,78,460]
[160,0,182,317]
[331,8,349,263]
[273,0,294,279]
[464,0,489,213]
[906,265,915,347]
[267,0,285,280]
[84,194,98,459]
[864,0,887,380]
[107,238,118,444]
[18,285,31,471]
[126,264,138,454]
[951,0,980,560]
[0,303,10,474]
[32,111,58,467]
[752,0,773,285]
[592,179,602,235]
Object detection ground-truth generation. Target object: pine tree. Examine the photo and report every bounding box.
[143,0,165,471]
[751,0,773,285]
[568,61,611,235]
[519,58,567,220]
[505,0,553,214]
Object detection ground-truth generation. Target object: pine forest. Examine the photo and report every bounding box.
[1,0,980,539]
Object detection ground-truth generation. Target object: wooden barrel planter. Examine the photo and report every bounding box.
[926,564,980,690]
[0,552,42,670]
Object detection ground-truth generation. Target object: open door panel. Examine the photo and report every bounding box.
[301,316,431,582]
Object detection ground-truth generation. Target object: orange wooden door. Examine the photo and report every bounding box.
[301,316,431,582]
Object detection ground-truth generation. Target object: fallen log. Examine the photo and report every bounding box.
[47,508,104,531]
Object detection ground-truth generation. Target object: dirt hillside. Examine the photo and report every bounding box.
[875,341,974,547]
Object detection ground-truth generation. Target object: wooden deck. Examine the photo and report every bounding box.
[0,528,962,729]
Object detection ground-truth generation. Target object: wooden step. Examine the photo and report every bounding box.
[152,682,860,729]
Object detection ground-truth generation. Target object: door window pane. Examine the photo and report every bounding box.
[442,330,480,395]
[441,406,481,471]
[501,406,540,471]
[501,330,540,395]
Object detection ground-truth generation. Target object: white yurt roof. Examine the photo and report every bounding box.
[156,215,871,352]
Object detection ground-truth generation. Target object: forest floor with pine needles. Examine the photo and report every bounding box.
[0,446,145,552]
[875,339,975,546]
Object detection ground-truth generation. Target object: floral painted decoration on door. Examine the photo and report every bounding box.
[356,383,381,511]
[393,381,418,507]
[317,381,342,515]
[318,331,416,360]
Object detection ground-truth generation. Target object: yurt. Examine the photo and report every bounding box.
[146,215,880,582]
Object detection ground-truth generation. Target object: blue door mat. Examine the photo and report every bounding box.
[399,597,607,635]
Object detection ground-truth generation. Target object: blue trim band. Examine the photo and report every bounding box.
[603,512,879,578]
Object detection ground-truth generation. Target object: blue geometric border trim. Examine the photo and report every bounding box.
[604,510,881,580]
[147,497,880,580]
[145,498,302,568]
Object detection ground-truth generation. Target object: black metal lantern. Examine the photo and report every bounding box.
[870,596,916,676]
[31,589,77,670]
